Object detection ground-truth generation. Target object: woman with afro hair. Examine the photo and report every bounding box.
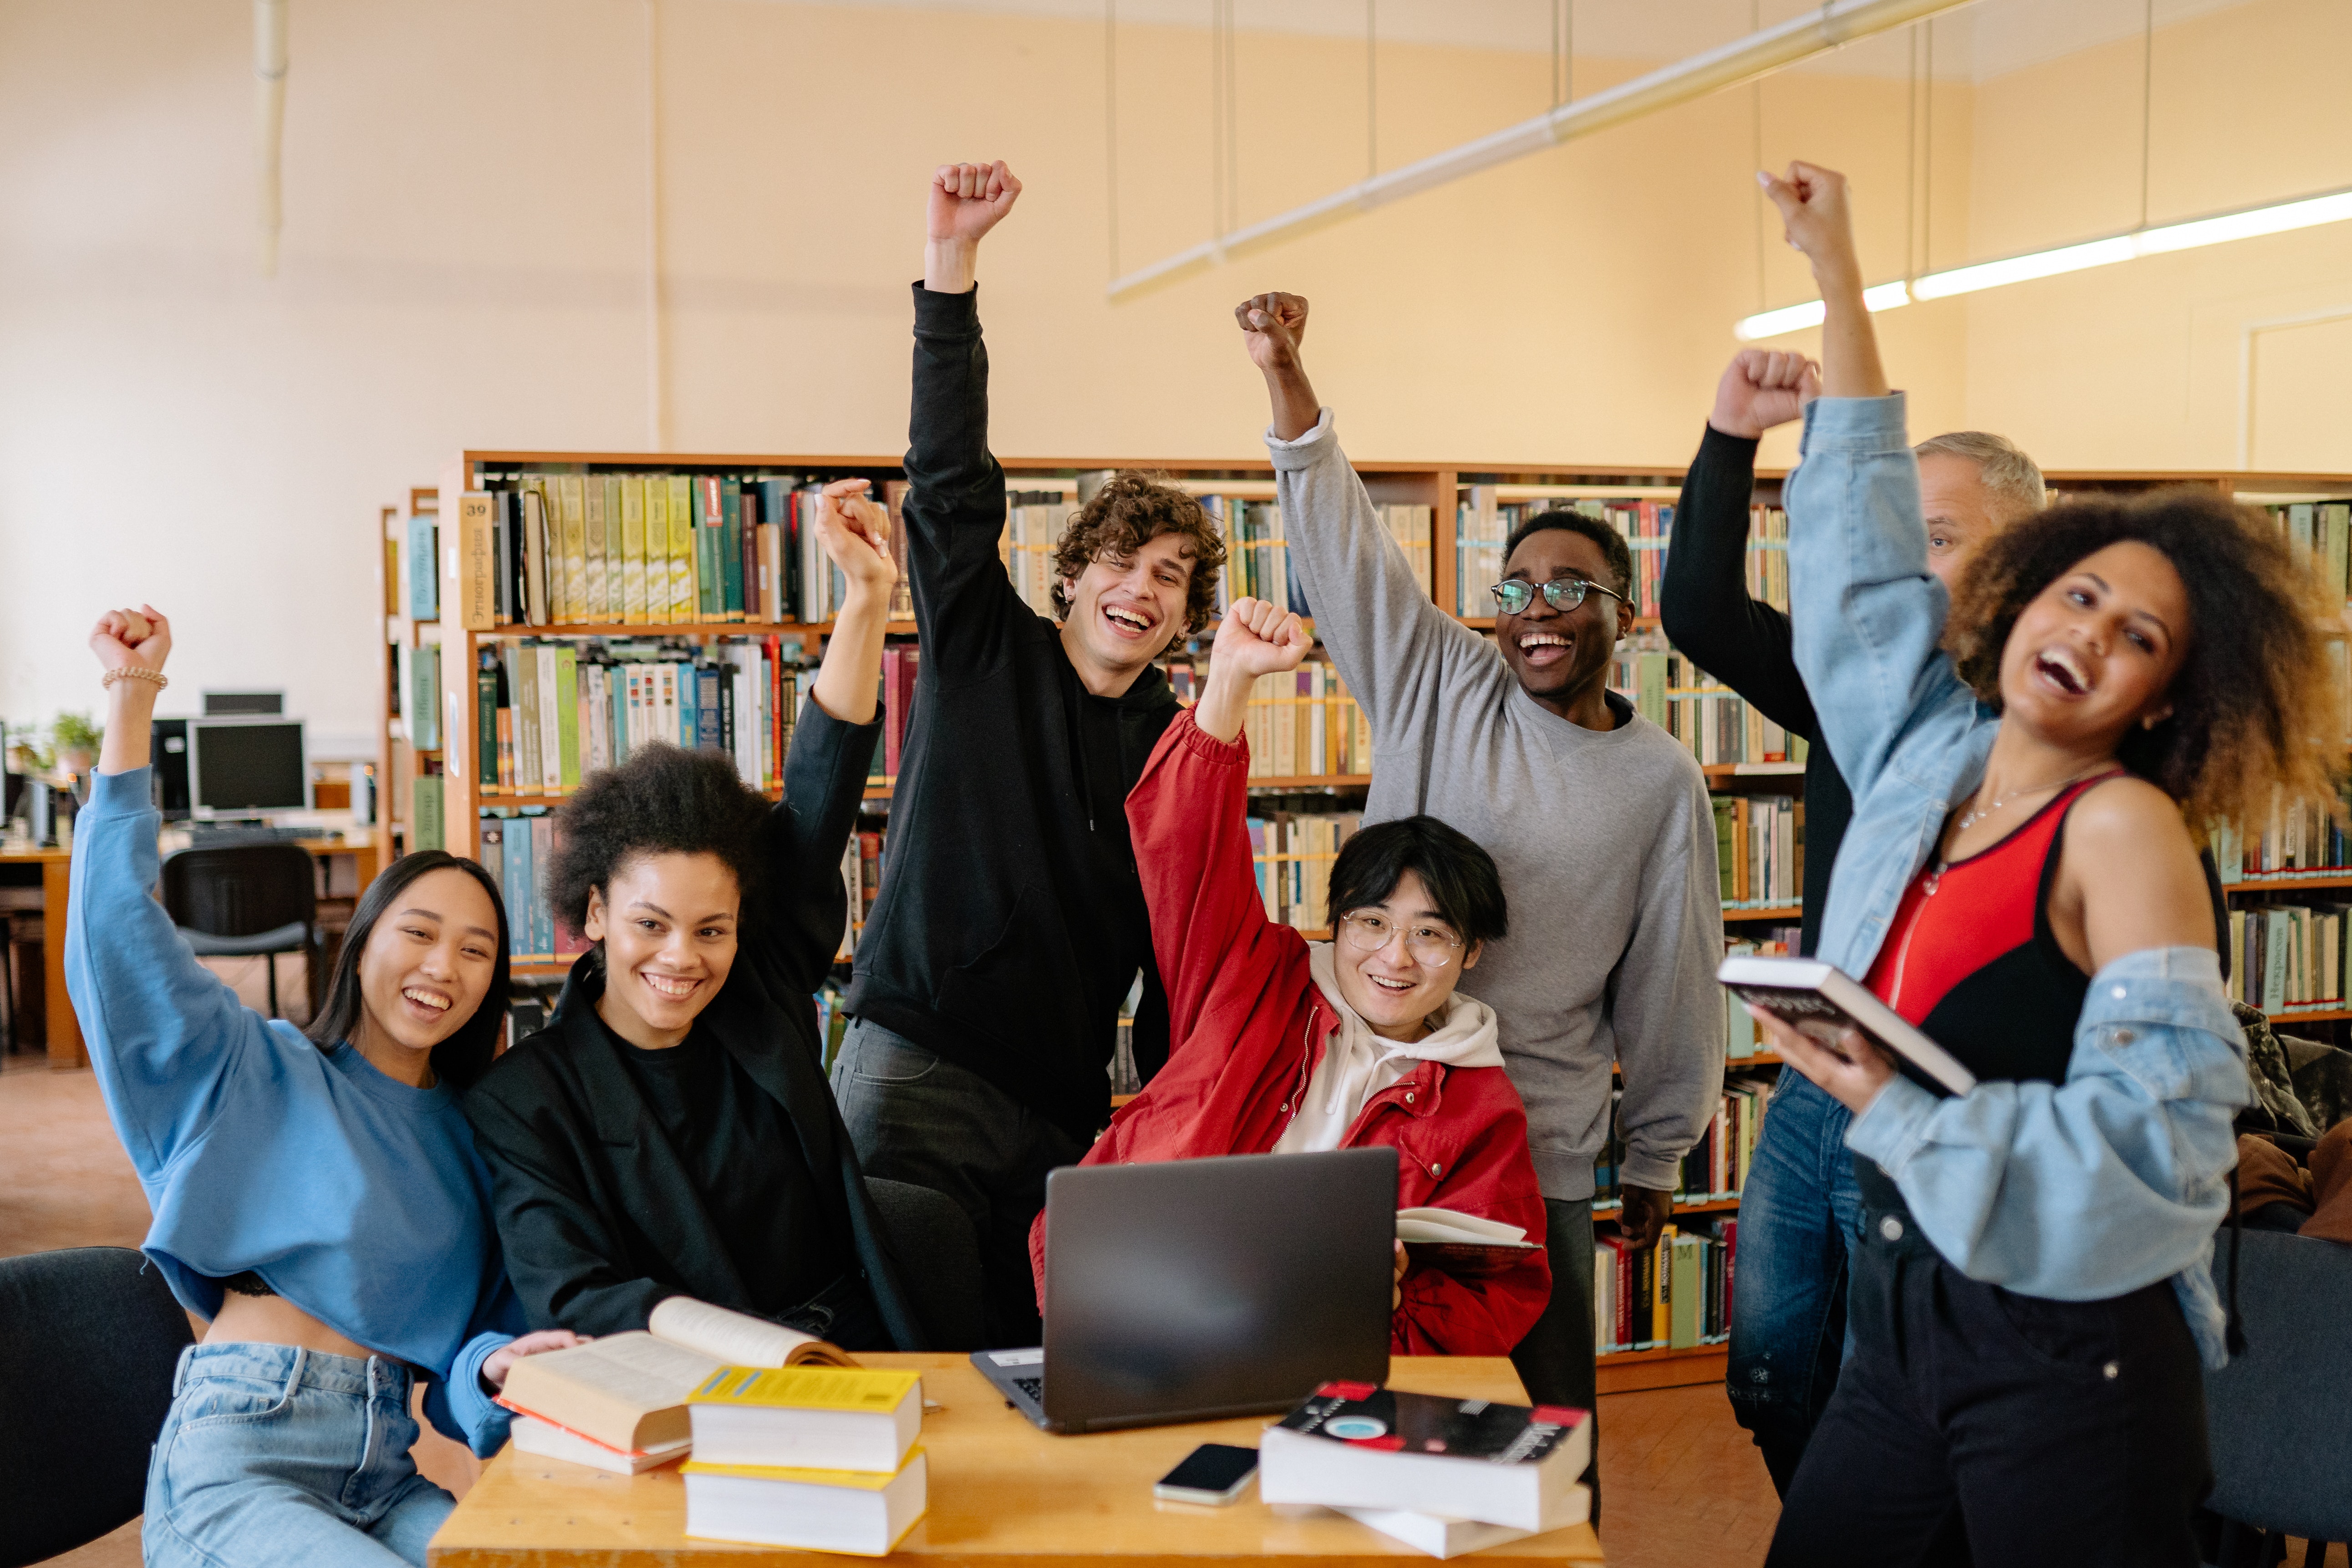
[1748,162,2347,1568]
[464,479,925,1354]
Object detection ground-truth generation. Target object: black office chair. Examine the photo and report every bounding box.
[161,844,321,1021]
[0,1247,195,1568]
[864,1177,986,1351]
[2203,1229,2352,1567]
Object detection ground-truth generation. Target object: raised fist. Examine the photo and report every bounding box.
[1234,292,1309,374]
[1710,350,1819,440]
[813,479,898,599]
[1756,161,1860,288]
[928,161,1022,248]
[1213,596,1312,681]
[89,605,171,677]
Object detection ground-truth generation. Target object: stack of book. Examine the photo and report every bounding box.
[1161,659,1372,781]
[1593,1222,1736,1354]
[2210,782,2352,882]
[1259,1384,1591,1559]
[682,1366,927,1556]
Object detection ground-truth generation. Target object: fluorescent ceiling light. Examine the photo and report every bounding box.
[1736,183,2352,338]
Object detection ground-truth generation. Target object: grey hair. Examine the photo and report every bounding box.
[1914,430,2047,520]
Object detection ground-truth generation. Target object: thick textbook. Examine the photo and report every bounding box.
[1396,1207,1541,1273]
[1714,953,1978,1096]
[1334,1490,1590,1559]
[509,1413,690,1476]
[682,1448,927,1557]
[1258,1384,1592,1532]
[495,1296,853,1457]
[687,1365,922,1473]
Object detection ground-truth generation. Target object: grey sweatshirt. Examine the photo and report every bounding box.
[1268,411,1726,1201]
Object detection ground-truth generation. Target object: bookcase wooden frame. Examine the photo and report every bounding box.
[423,447,2352,1391]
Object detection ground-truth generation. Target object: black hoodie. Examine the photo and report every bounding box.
[841,285,1175,1143]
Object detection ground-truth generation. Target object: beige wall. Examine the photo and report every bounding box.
[0,0,2340,749]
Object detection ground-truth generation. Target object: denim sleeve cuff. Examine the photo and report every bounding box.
[911,280,980,334]
[1264,407,1338,468]
[87,765,155,819]
[1844,1072,1940,1177]
[1798,392,1910,456]
[2079,946,2224,1019]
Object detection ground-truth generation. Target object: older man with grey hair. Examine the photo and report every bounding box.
[1656,351,2047,1501]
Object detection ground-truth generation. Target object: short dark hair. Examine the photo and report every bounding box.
[1049,471,1228,634]
[1502,509,1634,598]
[1329,815,1508,949]
[305,850,511,1091]
[547,743,770,933]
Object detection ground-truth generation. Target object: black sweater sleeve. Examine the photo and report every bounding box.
[1656,424,1820,743]
[755,699,883,1000]
[902,284,1030,673]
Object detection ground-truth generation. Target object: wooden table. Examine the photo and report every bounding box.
[428,1355,1604,1567]
[1,833,382,1070]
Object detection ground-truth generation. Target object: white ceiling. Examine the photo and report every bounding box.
[756,0,2263,81]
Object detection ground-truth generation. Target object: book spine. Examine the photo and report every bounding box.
[584,477,608,624]
[457,492,497,631]
[668,476,696,626]
[723,484,747,623]
[602,477,626,621]
[644,475,670,624]
[620,475,648,626]
[408,513,438,621]
[556,646,581,790]
[476,656,499,792]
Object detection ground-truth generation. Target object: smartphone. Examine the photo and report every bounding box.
[1153,1443,1260,1506]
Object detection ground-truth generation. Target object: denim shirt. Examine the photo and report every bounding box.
[1785,393,2249,1368]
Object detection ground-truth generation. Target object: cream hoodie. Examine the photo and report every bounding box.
[1271,943,1504,1155]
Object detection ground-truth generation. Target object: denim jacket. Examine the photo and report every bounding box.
[1785,393,2249,1368]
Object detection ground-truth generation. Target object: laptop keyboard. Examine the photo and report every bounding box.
[1012,1376,1044,1402]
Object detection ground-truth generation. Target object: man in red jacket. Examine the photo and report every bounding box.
[1030,597,1549,1354]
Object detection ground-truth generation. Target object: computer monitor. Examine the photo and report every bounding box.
[187,718,310,818]
[203,691,285,717]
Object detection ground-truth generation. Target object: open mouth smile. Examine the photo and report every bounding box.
[1515,630,1573,669]
[639,971,701,1003]
[1102,603,1155,640]
[2032,646,2092,697]
[400,986,452,1021]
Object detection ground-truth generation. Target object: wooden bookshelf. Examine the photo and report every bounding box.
[377,489,440,863]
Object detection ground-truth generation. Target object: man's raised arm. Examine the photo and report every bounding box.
[904,160,1026,668]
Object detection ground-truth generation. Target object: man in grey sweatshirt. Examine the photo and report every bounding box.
[1237,293,1726,1472]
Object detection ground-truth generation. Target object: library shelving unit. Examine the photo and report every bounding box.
[376,487,440,865]
[416,446,2352,1391]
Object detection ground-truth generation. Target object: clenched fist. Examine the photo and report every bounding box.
[1234,292,1309,374]
[813,479,898,600]
[1709,350,1819,440]
[1213,596,1313,682]
[1756,161,1861,291]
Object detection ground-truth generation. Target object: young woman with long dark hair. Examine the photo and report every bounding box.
[1745,165,2345,1567]
[463,482,926,1352]
[69,607,579,1568]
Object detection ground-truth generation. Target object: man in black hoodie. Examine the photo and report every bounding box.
[830,160,1228,1347]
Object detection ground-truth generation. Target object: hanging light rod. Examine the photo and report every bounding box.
[1736,183,2352,340]
[1105,0,1982,301]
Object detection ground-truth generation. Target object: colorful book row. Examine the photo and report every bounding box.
[2228,901,2352,1014]
[1247,810,1364,932]
[1594,1222,1733,1354]
[1711,797,1803,909]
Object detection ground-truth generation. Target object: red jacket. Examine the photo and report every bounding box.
[1028,712,1551,1355]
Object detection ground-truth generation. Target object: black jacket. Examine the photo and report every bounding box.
[841,284,1176,1143]
[1656,423,1852,957]
[464,703,925,1348]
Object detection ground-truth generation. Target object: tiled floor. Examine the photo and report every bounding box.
[3,1044,1784,1567]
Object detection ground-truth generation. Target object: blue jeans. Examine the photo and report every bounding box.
[1728,1071,1864,1497]
[144,1343,455,1568]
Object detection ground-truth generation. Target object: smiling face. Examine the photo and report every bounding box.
[1060,531,1196,680]
[1494,528,1627,711]
[355,866,501,1064]
[1331,870,1482,1041]
[1919,452,2012,591]
[585,851,742,1050]
[1996,540,2192,750]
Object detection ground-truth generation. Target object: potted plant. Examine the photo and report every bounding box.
[51,712,102,782]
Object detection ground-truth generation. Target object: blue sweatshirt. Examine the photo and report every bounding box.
[66,766,523,1453]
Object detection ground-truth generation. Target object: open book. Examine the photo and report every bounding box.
[1716,953,1978,1097]
[497,1297,856,1460]
[1397,1207,1542,1272]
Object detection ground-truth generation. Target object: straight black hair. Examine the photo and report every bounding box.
[1502,509,1635,598]
[305,850,512,1091]
[1328,815,1509,949]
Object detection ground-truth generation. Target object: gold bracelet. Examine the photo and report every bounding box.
[101,667,168,691]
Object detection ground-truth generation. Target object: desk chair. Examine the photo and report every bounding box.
[161,843,321,1021]
[865,1178,985,1351]
[0,1247,195,1568]
[0,884,40,1056]
[2204,1229,2352,1568]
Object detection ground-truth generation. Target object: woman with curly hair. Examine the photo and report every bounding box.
[1749,162,2345,1568]
[463,482,924,1354]
[69,607,580,1568]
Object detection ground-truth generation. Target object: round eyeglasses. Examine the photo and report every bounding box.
[1337,910,1465,968]
[1488,576,1632,616]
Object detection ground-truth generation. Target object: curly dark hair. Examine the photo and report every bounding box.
[1945,487,2347,831]
[546,743,770,932]
[1048,472,1228,635]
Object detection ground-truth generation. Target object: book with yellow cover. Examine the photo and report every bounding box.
[667,475,695,624]
[682,1449,927,1556]
[688,1365,921,1472]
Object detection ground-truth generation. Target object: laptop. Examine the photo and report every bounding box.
[972,1147,1396,1435]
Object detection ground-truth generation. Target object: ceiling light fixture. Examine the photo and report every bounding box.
[1735,183,2352,341]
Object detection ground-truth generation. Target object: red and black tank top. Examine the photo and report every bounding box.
[1860,773,2120,1093]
